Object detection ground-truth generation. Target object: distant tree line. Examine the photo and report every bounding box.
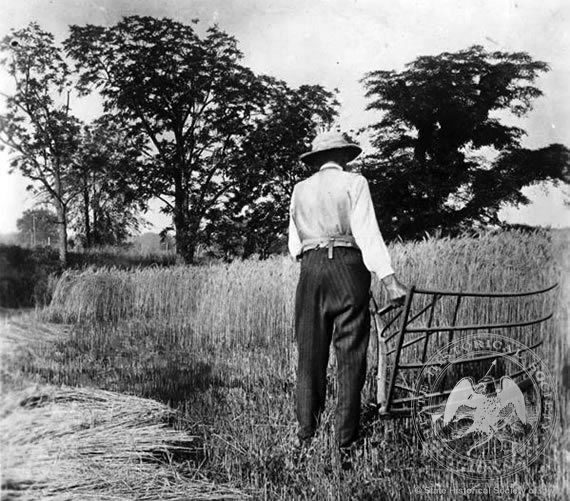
[1,18,568,265]
[16,208,58,247]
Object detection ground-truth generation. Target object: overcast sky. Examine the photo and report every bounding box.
[1,0,568,233]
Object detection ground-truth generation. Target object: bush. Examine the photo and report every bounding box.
[0,244,181,309]
[0,245,62,308]
[68,246,178,269]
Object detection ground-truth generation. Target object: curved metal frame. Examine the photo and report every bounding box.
[370,283,557,417]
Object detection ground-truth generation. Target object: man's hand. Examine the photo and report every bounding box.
[380,274,408,307]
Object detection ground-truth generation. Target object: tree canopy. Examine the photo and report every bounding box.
[2,18,337,262]
[204,81,338,258]
[0,23,80,264]
[65,16,284,262]
[362,45,569,239]
[3,22,569,262]
[70,116,149,247]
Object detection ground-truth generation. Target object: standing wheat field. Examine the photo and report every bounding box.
[1,229,568,500]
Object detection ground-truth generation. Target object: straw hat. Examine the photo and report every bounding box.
[299,130,362,165]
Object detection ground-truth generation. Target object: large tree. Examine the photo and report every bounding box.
[0,23,82,265]
[70,116,148,247]
[65,16,275,263]
[205,81,338,258]
[361,45,569,239]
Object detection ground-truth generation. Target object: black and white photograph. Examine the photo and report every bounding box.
[0,1,568,499]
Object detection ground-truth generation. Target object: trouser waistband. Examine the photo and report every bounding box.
[301,236,359,259]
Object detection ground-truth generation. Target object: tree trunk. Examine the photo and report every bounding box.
[53,163,68,266]
[173,167,199,264]
[174,214,198,264]
[174,219,197,263]
[242,233,256,260]
[55,200,68,267]
[83,170,91,248]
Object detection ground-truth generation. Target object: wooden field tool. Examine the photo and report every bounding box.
[369,283,557,418]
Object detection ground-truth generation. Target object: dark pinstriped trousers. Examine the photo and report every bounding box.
[295,247,371,448]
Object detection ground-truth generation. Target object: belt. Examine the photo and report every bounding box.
[301,236,359,259]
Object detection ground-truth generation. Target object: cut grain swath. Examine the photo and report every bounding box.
[1,385,250,500]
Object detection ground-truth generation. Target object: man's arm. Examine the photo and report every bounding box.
[350,176,408,306]
[288,187,302,259]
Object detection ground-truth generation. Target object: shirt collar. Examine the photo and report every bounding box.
[319,161,343,171]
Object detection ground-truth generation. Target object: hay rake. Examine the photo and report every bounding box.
[369,283,557,418]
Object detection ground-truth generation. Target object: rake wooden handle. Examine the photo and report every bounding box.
[371,301,401,411]
[375,303,399,316]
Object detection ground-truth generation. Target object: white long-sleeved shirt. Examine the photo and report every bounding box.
[288,161,394,279]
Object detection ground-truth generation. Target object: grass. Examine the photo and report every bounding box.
[1,384,247,500]
[2,229,568,500]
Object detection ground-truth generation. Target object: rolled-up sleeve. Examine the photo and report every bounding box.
[288,187,302,259]
[350,176,394,279]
